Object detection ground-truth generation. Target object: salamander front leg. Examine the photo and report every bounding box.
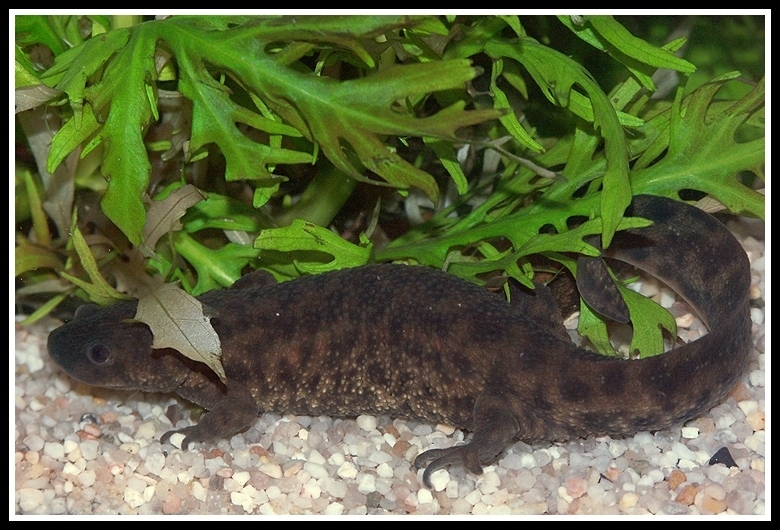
[160,385,261,449]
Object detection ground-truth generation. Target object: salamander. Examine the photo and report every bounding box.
[46,194,753,488]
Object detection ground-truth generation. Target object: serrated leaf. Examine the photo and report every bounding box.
[258,60,502,200]
[47,104,101,174]
[174,233,260,295]
[135,283,226,383]
[176,58,312,182]
[577,300,618,356]
[620,285,677,358]
[254,219,371,275]
[43,16,501,245]
[181,192,265,233]
[485,37,632,246]
[633,77,765,218]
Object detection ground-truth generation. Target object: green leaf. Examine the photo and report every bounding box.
[60,213,133,304]
[633,77,764,218]
[15,15,68,56]
[176,53,312,182]
[586,16,696,74]
[423,137,469,195]
[620,285,677,358]
[181,192,266,234]
[490,59,544,153]
[558,15,695,91]
[256,59,501,200]
[254,219,372,275]
[173,232,260,296]
[15,238,62,277]
[19,292,70,325]
[577,300,617,356]
[44,16,500,245]
[485,37,632,246]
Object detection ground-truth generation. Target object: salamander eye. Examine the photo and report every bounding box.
[87,344,111,365]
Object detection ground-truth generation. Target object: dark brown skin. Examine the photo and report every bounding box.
[47,195,752,488]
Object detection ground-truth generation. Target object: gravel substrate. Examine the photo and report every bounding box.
[13,217,765,516]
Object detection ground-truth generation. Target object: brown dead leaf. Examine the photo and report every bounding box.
[135,282,225,383]
[140,184,205,257]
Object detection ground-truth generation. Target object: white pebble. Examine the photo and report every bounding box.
[500,453,523,470]
[608,440,628,458]
[480,470,501,492]
[376,462,394,478]
[192,481,207,502]
[23,434,44,452]
[675,313,695,327]
[368,451,392,464]
[356,473,376,494]
[659,288,676,308]
[337,461,358,479]
[119,442,141,454]
[232,471,250,486]
[324,502,344,515]
[116,432,135,444]
[17,488,44,512]
[328,452,345,466]
[62,462,80,476]
[301,479,321,499]
[417,488,433,504]
[681,427,700,439]
[749,369,764,387]
[428,469,450,491]
[744,434,765,455]
[166,433,186,449]
[43,442,65,460]
[620,491,639,509]
[123,487,146,508]
[63,439,79,455]
[671,442,697,461]
[231,491,256,512]
[232,449,252,468]
[750,308,764,324]
[738,400,758,415]
[435,423,456,435]
[259,463,283,479]
[144,453,165,475]
[303,461,329,480]
[78,470,96,487]
[136,421,156,440]
[472,502,490,515]
[464,489,482,505]
[79,440,99,460]
[356,415,377,432]
[266,485,282,500]
[519,452,538,468]
[326,479,347,499]
[715,412,737,429]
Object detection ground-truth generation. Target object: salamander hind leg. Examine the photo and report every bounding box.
[414,391,521,488]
